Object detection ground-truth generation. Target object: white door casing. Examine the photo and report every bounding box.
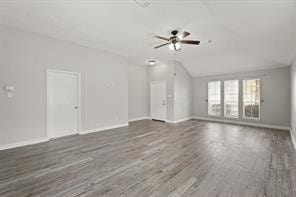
[47,70,81,138]
[151,81,166,121]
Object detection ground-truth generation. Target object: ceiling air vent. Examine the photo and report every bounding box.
[134,0,151,7]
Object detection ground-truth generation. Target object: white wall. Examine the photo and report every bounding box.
[291,59,296,140]
[128,63,148,120]
[0,25,128,146]
[193,67,291,127]
[290,11,296,144]
[147,61,175,121]
[174,62,193,121]
[147,61,193,122]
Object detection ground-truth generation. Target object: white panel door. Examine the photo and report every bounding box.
[47,70,79,138]
[151,81,166,121]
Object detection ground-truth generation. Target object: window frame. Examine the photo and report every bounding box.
[207,80,221,117]
[242,78,261,120]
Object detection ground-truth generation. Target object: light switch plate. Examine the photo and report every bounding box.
[4,85,15,98]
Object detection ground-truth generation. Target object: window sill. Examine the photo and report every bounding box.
[224,116,239,119]
[243,117,261,121]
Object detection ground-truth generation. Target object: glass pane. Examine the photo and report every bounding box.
[208,81,221,116]
[224,80,239,118]
[243,79,260,119]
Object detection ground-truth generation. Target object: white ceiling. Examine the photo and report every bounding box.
[1,0,296,76]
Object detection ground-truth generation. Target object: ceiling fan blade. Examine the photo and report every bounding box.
[154,35,170,41]
[181,40,200,45]
[154,42,170,49]
[181,31,191,39]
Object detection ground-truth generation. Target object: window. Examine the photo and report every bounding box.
[243,79,260,119]
[224,80,239,118]
[208,81,221,116]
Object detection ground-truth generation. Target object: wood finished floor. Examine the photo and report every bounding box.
[0,119,296,197]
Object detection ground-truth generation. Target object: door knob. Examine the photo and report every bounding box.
[75,106,78,109]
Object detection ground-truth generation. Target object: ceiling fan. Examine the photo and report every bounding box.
[154,30,200,51]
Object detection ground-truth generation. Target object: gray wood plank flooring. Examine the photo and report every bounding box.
[0,119,296,197]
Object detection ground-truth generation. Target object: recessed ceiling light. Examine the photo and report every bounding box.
[148,60,156,65]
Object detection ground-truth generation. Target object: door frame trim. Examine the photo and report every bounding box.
[150,80,167,121]
[46,69,81,139]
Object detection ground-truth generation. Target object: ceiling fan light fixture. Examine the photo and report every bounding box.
[174,42,181,51]
[148,60,156,66]
[169,43,181,51]
[169,43,174,50]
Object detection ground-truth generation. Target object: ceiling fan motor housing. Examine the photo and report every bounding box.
[171,38,178,44]
[170,30,180,43]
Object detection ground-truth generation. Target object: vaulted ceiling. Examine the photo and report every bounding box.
[1,0,296,76]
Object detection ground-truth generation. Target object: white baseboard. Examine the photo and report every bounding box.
[290,128,296,150]
[165,120,175,123]
[79,123,129,135]
[0,137,49,151]
[128,117,149,122]
[193,116,290,131]
[166,117,193,124]
[0,123,129,150]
